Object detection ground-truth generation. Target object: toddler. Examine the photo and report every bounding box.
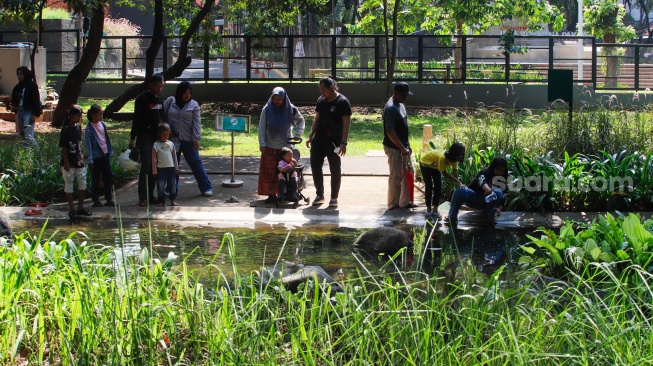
[152,123,179,206]
[420,142,465,220]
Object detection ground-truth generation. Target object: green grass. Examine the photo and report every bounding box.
[1,218,651,364]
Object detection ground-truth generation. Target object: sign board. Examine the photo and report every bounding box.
[294,41,305,57]
[265,60,273,70]
[215,113,250,133]
[548,69,573,104]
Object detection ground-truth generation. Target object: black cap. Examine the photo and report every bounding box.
[394,82,413,95]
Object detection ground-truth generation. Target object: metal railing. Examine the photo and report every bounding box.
[4,30,653,90]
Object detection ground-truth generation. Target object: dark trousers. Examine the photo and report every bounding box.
[91,155,114,203]
[136,133,156,202]
[156,167,178,200]
[310,138,341,199]
[420,165,442,211]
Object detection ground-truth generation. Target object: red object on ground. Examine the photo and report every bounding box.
[25,209,42,216]
[405,163,415,203]
[30,202,49,207]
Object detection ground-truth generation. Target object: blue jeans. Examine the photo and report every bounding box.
[177,140,212,194]
[156,167,178,200]
[448,187,504,219]
[16,108,37,148]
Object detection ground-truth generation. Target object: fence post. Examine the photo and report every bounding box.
[331,35,337,79]
[246,36,251,81]
[635,45,640,90]
[288,35,294,81]
[591,38,597,89]
[375,36,380,81]
[422,124,432,151]
[418,35,423,82]
[461,35,467,83]
[122,37,127,82]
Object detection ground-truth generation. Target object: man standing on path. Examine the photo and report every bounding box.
[306,76,352,208]
[383,82,414,210]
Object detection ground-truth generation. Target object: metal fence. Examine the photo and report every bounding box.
[4,30,653,90]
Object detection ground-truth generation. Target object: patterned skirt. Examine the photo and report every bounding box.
[258,147,283,195]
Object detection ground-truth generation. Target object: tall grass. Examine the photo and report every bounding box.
[1,222,652,364]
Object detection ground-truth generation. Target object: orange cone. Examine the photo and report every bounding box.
[260,70,265,78]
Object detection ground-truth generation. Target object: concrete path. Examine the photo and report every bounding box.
[2,155,621,229]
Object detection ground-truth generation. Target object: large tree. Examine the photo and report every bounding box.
[583,0,635,88]
[103,0,215,117]
[353,0,565,88]
[0,0,109,127]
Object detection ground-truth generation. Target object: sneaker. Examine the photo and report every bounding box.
[138,201,146,207]
[402,203,418,209]
[92,201,103,208]
[104,201,115,207]
[77,208,92,216]
[312,195,325,205]
[68,210,79,219]
[328,198,338,207]
[264,195,276,204]
[202,190,213,197]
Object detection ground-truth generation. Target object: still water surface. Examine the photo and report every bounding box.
[11,218,538,279]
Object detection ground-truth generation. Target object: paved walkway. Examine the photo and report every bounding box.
[3,155,615,229]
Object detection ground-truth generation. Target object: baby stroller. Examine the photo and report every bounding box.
[276,138,310,208]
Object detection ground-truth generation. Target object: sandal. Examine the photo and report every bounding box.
[25,209,43,216]
[77,208,93,216]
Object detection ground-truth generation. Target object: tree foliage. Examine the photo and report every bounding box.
[352,0,565,36]
[227,0,329,35]
[583,0,636,42]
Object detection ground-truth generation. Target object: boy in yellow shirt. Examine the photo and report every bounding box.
[420,142,465,219]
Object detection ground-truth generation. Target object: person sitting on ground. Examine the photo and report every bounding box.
[277,146,299,203]
[152,123,179,207]
[446,156,508,224]
[420,142,466,220]
[258,87,305,203]
[85,104,115,207]
[59,105,92,219]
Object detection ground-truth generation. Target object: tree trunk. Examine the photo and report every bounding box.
[454,21,463,80]
[104,0,213,118]
[387,0,400,96]
[604,33,618,88]
[52,5,104,127]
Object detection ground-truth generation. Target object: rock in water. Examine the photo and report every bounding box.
[259,260,344,293]
[353,227,413,254]
[0,210,11,239]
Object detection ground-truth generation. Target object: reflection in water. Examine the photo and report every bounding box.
[11,219,534,281]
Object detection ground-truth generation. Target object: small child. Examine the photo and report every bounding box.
[59,105,92,219]
[277,147,299,202]
[85,104,115,207]
[420,142,466,220]
[152,123,179,206]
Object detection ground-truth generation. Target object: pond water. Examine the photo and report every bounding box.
[9,218,538,281]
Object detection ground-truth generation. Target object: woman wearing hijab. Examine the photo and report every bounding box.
[163,81,213,197]
[258,87,305,203]
[11,66,41,148]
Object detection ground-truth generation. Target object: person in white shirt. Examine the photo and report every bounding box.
[152,123,179,206]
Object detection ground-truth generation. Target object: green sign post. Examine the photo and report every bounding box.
[215,114,251,188]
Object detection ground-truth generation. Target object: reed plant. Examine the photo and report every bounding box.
[2,220,652,364]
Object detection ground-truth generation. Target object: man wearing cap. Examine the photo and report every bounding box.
[382,82,415,210]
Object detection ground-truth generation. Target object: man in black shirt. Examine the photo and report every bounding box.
[383,82,414,210]
[130,73,165,206]
[306,76,352,208]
